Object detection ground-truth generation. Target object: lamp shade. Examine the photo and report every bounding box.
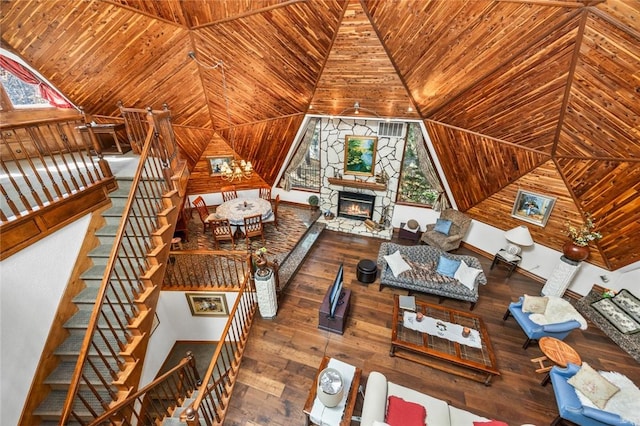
[504,225,534,246]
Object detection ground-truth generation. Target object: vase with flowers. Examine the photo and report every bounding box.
[254,247,269,276]
[563,213,602,261]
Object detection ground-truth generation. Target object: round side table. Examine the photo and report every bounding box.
[532,336,582,386]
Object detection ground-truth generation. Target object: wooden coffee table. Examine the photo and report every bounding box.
[302,356,362,426]
[390,295,500,385]
[531,336,582,386]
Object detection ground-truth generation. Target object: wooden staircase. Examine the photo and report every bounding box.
[19,104,188,425]
[31,176,179,424]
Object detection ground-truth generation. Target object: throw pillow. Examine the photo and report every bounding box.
[384,250,412,278]
[434,218,453,235]
[568,362,620,409]
[522,295,549,314]
[473,421,509,426]
[575,370,640,425]
[436,255,461,278]
[454,260,483,291]
[385,395,426,426]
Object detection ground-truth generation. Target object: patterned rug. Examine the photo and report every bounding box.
[575,290,640,363]
[181,203,316,265]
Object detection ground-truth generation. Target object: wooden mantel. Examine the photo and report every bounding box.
[327,177,386,191]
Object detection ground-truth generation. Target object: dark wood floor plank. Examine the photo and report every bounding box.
[223,230,639,425]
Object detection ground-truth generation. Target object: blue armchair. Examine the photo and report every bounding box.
[503,296,582,349]
[550,363,635,426]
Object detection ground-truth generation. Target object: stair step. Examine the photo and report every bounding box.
[34,388,115,421]
[64,305,137,330]
[54,329,126,358]
[80,263,141,281]
[45,361,120,389]
[172,398,196,417]
[73,280,141,304]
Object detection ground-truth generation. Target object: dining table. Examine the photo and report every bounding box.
[207,197,273,226]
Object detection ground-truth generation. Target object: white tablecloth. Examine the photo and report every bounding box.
[211,198,272,226]
[310,358,356,426]
[403,311,482,349]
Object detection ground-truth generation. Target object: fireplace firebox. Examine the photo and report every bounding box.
[338,191,375,221]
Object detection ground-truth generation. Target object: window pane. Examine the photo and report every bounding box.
[289,118,321,190]
[397,123,440,206]
[0,68,50,108]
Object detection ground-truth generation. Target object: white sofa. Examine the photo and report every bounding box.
[360,371,491,426]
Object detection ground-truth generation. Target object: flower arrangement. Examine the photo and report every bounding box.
[603,288,617,299]
[565,214,602,247]
[255,247,267,256]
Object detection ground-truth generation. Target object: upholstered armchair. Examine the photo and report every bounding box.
[550,364,635,426]
[503,296,585,349]
[420,208,471,252]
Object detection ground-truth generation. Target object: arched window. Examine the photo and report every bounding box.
[0,50,74,110]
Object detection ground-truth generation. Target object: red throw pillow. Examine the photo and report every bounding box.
[385,395,426,426]
[473,421,509,426]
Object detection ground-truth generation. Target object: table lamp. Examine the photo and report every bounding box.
[317,367,344,407]
[504,225,534,256]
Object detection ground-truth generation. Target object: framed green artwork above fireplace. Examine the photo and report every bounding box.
[344,135,377,176]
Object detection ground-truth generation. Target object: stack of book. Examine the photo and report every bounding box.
[399,295,416,311]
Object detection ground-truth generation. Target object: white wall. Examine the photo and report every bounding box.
[0,215,91,426]
[139,291,237,387]
[392,204,640,296]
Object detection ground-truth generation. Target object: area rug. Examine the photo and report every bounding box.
[574,290,640,363]
[182,203,315,265]
[591,290,640,335]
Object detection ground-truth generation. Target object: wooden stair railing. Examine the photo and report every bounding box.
[59,105,183,424]
[183,270,257,425]
[88,352,201,425]
[86,256,258,426]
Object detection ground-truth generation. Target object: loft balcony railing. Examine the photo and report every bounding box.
[0,115,112,222]
[59,105,183,424]
[88,261,258,425]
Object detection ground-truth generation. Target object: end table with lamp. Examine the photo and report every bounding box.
[491,225,533,278]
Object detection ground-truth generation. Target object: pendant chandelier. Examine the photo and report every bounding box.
[189,51,253,181]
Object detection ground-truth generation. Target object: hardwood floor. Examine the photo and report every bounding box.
[224,230,639,425]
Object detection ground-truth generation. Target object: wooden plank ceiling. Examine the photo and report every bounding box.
[1,0,638,270]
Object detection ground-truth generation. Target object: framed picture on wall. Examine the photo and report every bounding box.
[344,135,377,176]
[208,156,233,176]
[511,189,556,227]
[186,292,229,316]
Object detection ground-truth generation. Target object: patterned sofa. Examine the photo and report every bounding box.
[377,242,487,310]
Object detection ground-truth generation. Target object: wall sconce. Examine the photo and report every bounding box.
[353,102,360,114]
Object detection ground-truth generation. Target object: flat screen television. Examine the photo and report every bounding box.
[328,264,344,318]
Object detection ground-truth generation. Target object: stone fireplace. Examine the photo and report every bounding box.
[337,191,375,220]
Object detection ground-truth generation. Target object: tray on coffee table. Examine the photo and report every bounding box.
[390,294,500,385]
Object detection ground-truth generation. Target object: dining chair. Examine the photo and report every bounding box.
[210,218,236,249]
[221,185,238,202]
[264,194,280,230]
[192,196,212,232]
[243,214,265,248]
[259,186,272,201]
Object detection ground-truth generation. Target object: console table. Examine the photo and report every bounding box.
[79,123,129,154]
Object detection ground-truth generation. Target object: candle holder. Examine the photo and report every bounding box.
[462,327,471,338]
